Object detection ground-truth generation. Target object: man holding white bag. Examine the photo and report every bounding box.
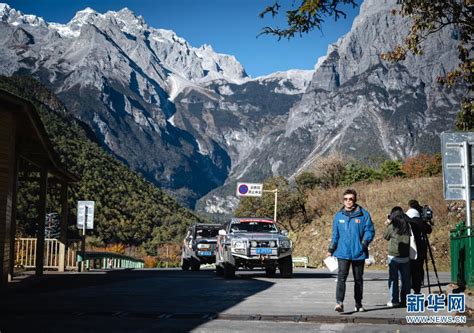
[326,189,375,313]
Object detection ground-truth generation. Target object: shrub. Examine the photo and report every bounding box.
[307,154,347,189]
[379,160,405,178]
[401,153,442,178]
[342,163,381,185]
[295,172,321,191]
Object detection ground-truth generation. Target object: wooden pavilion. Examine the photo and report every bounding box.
[0,89,78,287]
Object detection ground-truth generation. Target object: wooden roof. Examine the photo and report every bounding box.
[0,89,79,183]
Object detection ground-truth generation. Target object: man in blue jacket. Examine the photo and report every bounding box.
[326,189,375,312]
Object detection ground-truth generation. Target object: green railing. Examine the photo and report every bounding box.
[450,223,474,289]
[77,251,144,270]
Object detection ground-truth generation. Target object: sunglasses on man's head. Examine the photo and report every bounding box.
[343,197,355,202]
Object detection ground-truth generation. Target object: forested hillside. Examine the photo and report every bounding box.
[1,75,200,254]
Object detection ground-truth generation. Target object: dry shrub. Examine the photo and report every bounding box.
[294,176,457,271]
[91,243,126,254]
[157,243,181,267]
[401,154,442,178]
[143,256,157,268]
[307,153,346,188]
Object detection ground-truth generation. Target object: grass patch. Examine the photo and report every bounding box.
[293,176,459,272]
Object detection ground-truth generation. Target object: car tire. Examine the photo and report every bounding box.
[190,258,201,271]
[223,262,235,279]
[265,266,276,277]
[215,264,224,276]
[279,255,293,278]
[181,257,190,271]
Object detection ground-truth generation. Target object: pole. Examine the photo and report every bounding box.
[81,206,87,272]
[274,189,278,222]
[463,141,471,235]
[262,189,278,222]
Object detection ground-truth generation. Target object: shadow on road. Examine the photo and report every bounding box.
[0,269,275,333]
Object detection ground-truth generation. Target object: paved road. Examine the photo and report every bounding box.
[0,268,471,332]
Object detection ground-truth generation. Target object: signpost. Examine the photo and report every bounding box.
[77,201,95,271]
[441,132,474,233]
[236,182,278,222]
[236,182,263,197]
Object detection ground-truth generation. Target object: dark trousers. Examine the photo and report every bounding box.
[410,258,425,294]
[336,259,365,305]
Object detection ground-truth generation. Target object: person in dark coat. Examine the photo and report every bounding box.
[406,199,432,294]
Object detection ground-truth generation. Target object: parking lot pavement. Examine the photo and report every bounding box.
[209,268,455,319]
[0,268,471,332]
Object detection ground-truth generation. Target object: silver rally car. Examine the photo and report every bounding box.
[181,223,221,271]
[215,217,293,278]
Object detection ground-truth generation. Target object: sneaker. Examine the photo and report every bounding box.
[334,303,344,312]
[387,302,400,307]
[355,304,366,312]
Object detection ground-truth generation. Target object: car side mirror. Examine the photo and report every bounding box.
[218,229,227,236]
[281,230,289,236]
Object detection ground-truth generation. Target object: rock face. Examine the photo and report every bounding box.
[198,0,463,213]
[0,3,312,207]
[0,1,463,212]
[281,0,462,175]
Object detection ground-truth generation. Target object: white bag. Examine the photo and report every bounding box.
[409,225,418,260]
[324,256,338,272]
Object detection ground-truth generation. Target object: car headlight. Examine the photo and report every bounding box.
[232,240,246,249]
[251,241,257,247]
[269,241,276,247]
[197,244,209,249]
[280,240,291,248]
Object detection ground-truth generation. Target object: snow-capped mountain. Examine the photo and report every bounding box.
[0,1,463,212]
[0,3,312,207]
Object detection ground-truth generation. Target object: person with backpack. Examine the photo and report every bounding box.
[406,199,432,294]
[383,206,411,307]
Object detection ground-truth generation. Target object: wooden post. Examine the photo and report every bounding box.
[58,182,68,272]
[0,112,16,286]
[7,154,19,281]
[35,167,48,276]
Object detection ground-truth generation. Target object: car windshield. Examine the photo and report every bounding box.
[230,222,278,233]
[195,227,219,238]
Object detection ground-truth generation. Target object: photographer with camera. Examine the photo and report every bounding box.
[405,200,432,294]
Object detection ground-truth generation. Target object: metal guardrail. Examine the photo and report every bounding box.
[450,224,474,288]
[77,251,144,269]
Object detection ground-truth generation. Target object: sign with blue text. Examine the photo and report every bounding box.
[236,182,263,197]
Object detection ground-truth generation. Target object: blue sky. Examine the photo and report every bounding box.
[7,0,361,77]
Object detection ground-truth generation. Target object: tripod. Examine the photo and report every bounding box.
[424,235,443,294]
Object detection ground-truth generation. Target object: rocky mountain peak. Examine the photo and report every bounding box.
[0,3,46,27]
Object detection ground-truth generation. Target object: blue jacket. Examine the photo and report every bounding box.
[329,205,375,260]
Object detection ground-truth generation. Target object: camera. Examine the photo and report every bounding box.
[421,205,434,225]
